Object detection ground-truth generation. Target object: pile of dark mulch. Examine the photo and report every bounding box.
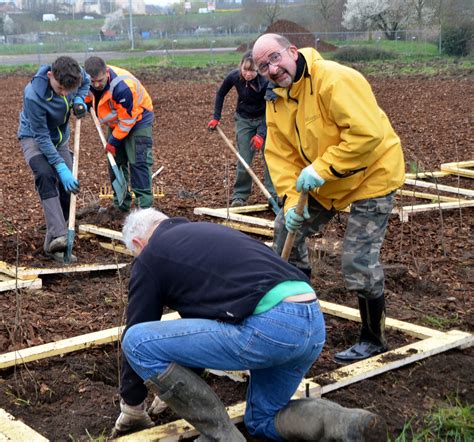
[237,19,338,52]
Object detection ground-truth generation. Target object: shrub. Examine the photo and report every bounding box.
[441,22,473,56]
[333,46,396,62]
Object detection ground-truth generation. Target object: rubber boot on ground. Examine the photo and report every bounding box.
[335,295,388,363]
[275,398,387,442]
[144,363,245,442]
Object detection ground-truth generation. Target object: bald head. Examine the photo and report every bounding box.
[252,33,298,88]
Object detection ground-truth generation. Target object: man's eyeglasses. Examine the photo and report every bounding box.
[257,47,290,74]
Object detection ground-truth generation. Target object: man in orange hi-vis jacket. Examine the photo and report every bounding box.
[85,56,154,218]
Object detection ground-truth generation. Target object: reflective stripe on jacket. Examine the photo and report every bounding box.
[264,48,405,211]
[88,66,153,146]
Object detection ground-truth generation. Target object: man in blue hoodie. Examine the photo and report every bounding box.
[18,56,90,263]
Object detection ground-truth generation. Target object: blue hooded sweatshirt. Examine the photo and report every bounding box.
[18,65,91,166]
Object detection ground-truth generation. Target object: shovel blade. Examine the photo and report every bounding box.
[110,164,127,206]
[64,229,75,264]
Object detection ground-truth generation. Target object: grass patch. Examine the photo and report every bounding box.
[394,396,473,441]
[108,52,242,70]
[333,46,396,62]
[422,314,460,330]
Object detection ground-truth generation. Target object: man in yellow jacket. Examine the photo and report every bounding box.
[84,56,154,217]
[253,33,405,363]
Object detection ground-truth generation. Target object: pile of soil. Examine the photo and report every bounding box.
[236,19,338,52]
[0,63,472,441]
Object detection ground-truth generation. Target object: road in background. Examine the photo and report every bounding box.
[0,47,237,66]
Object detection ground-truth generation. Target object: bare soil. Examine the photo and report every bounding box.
[0,63,472,441]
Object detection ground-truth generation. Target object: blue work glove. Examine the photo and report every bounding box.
[73,97,87,119]
[296,165,325,192]
[285,205,310,233]
[55,162,80,194]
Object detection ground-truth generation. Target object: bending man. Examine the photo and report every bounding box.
[115,207,387,441]
[84,56,154,219]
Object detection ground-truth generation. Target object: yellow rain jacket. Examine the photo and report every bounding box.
[264,48,405,211]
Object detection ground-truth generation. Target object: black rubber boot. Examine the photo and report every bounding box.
[275,398,387,442]
[144,363,245,442]
[335,295,388,363]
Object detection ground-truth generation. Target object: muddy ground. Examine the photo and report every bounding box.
[0,62,473,441]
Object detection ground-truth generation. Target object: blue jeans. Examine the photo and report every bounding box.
[122,301,325,440]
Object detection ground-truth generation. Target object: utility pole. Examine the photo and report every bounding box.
[128,0,134,50]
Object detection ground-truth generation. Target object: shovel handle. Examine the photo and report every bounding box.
[90,107,121,170]
[216,126,279,214]
[68,118,81,230]
[281,191,308,261]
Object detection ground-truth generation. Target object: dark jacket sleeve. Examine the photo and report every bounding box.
[212,70,237,120]
[120,258,164,405]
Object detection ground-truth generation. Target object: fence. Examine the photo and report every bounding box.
[0,28,444,63]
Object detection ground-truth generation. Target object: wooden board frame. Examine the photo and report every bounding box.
[2,302,471,441]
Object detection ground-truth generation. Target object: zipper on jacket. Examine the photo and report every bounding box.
[287,89,312,164]
[62,95,69,124]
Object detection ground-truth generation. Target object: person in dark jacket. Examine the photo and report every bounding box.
[207,51,277,207]
[112,208,387,442]
[18,56,90,263]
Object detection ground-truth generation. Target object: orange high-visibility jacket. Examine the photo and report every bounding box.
[88,66,153,144]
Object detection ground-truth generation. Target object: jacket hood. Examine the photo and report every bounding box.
[30,65,54,100]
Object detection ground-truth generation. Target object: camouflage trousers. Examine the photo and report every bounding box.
[272,191,396,300]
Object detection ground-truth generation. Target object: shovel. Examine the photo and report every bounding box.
[216,126,280,215]
[281,190,308,261]
[64,118,81,264]
[90,107,127,206]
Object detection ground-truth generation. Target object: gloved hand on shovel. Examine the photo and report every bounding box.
[55,162,80,194]
[112,398,155,437]
[105,142,116,156]
[285,205,310,233]
[73,97,87,119]
[296,165,325,192]
[207,119,219,131]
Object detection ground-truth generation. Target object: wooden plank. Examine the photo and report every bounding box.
[0,408,49,442]
[0,260,127,281]
[313,330,473,396]
[19,263,128,280]
[115,403,247,442]
[404,178,474,197]
[393,199,474,223]
[219,221,273,237]
[224,204,270,214]
[319,300,444,339]
[404,171,449,179]
[194,207,274,228]
[0,278,42,292]
[0,312,181,369]
[396,189,463,202]
[99,242,134,256]
[119,330,472,442]
[79,224,123,241]
[440,160,474,178]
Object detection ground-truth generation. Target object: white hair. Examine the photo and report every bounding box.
[122,208,169,253]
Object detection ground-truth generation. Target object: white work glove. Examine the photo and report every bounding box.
[113,399,154,436]
[147,395,168,418]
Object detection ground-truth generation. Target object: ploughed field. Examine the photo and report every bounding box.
[0,63,472,441]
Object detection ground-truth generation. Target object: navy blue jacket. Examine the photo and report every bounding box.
[18,65,90,166]
[120,218,309,404]
[212,68,268,137]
